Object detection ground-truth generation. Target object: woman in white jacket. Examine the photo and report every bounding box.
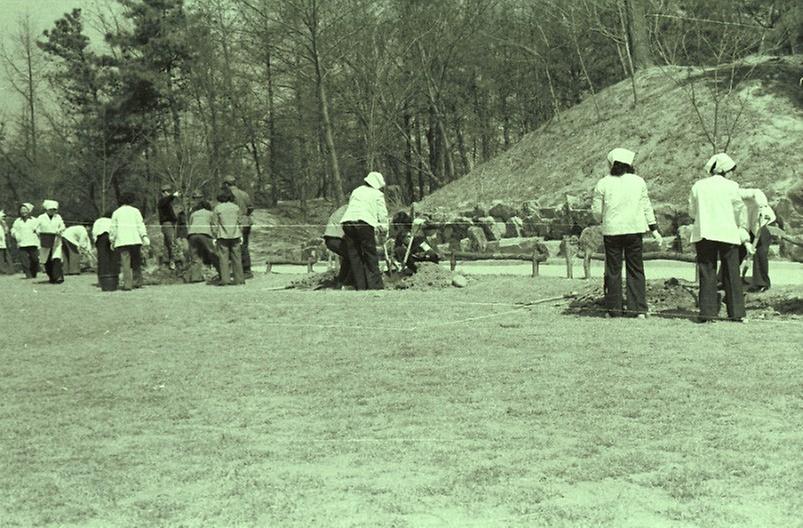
[592,148,662,318]
[10,203,39,278]
[689,153,751,322]
[340,172,389,290]
[37,200,66,284]
[110,192,150,291]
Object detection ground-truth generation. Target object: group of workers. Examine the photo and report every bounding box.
[0,175,254,291]
[0,154,782,320]
[593,148,778,323]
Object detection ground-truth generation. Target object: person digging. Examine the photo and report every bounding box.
[393,215,439,274]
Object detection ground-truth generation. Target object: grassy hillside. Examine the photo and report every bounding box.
[420,55,803,215]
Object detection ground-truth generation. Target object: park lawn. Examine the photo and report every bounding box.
[0,273,801,527]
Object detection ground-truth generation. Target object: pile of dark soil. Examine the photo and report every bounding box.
[287,270,339,290]
[285,263,465,291]
[566,278,802,320]
[386,262,457,290]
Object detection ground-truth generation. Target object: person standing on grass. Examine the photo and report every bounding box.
[322,202,353,287]
[157,183,180,270]
[212,191,245,286]
[222,175,254,279]
[690,153,752,323]
[11,203,39,278]
[341,171,389,290]
[110,192,150,291]
[0,209,12,274]
[592,148,663,318]
[37,200,66,284]
[187,200,220,282]
[739,187,776,292]
[92,211,120,291]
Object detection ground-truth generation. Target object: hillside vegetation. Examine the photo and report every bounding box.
[420,56,803,220]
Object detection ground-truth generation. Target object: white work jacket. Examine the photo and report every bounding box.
[340,185,389,231]
[739,188,776,236]
[688,175,749,245]
[110,205,149,248]
[592,173,656,235]
[11,217,40,248]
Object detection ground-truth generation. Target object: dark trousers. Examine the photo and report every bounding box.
[44,258,64,284]
[324,236,353,285]
[117,245,143,290]
[161,222,176,263]
[0,248,13,274]
[342,221,384,290]
[62,239,82,275]
[241,226,251,274]
[188,234,219,282]
[96,234,120,291]
[18,246,39,278]
[603,234,647,316]
[696,239,745,321]
[217,238,244,285]
[751,226,771,289]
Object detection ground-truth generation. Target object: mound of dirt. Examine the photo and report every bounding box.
[419,56,803,223]
[387,262,458,290]
[566,278,802,320]
[285,263,467,291]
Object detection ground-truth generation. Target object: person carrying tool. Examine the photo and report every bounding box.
[739,187,776,292]
[392,212,439,273]
[340,171,389,290]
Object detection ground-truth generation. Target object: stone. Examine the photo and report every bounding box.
[578,225,604,253]
[676,225,696,254]
[519,200,541,217]
[774,197,803,234]
[459,237,472,252]
[447,216,473,240]
[467,226,488,253]
[496,237,549,260]
[780,236,803,262]
[489,201,518,222]
[642,236,662,253]
[451,274,468,288]
[477,216,506,241]
[521,214,549,238]
[505,216,524,238]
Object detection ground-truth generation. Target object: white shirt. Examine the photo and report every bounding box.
[92,218,112,241]
[739,188,776,236]
[36,213,66,235]
[63,225,92,251]
[110,205,149,248]
[0,221,6,249]
[689,175,749,245]
[11,217,40,248]
[592,173,656,236]
[340,185,389,231]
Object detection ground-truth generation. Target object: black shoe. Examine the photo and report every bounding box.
[244,271,254,280]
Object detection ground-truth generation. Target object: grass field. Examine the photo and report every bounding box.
[1,272,801,527]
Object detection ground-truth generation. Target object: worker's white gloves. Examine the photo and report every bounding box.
[744,241,756,256]
[651,230,663,248]
[142,236,150,247]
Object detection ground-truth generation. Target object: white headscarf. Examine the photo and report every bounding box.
[364,171,386,190]
[606,148,636,167]
[21,202,34,214]
[42,199,59,210]
[704,153,736,175]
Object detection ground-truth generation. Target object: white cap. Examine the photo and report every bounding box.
[704,153,736,175]
[364,171,386,190]
[42,199,59,210]
[607,148,636,166]
[21,202,34,214]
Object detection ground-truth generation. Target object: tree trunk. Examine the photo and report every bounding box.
[266,49,278,206]
[625,0,653,70]
[415,114,425,197]
[403,113,415,201]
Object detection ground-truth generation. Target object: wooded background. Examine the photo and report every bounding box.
[0,0,799,221]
